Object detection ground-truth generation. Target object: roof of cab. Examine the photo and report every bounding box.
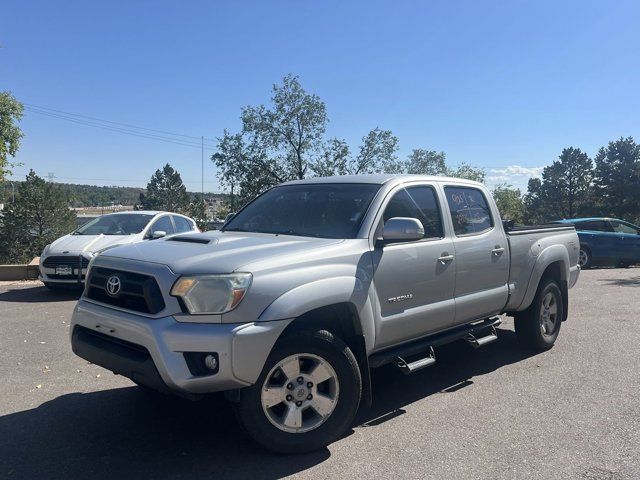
[282,174,483,187]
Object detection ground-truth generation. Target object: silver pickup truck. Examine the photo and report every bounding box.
[70,174,580,453]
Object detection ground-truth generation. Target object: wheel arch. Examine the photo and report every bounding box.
[517,245,570,319]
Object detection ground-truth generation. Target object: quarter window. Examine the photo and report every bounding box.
[445,187,493,236]
[382,186,443,239]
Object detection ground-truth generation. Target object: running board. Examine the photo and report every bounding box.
[369,317,501,369]
[465,326,498,349]
[396,347,436,374]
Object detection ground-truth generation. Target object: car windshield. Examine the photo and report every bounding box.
[74,214,154,235]
[224,183,381,239]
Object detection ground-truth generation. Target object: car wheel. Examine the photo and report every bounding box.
[578,247,591,269]
[235,330,362,454]
[515,279,563,351]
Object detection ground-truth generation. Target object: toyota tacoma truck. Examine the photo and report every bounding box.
[70,175,581,453]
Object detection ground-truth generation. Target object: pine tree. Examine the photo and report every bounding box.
[139,164,189,212]
[0,170,76,263]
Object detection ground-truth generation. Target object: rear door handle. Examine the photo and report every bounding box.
[492,247,505,255]
[438,254,455,263]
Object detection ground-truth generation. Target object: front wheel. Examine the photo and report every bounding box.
[515,279,563,350]
[235,330,362,454]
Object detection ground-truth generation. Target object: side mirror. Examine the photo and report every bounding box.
[381,217,424,245]
[225,213,236,223]
[151,230,167,239]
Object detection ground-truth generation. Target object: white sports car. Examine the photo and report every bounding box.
[39,210,199,289]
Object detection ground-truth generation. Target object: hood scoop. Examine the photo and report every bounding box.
[167,236,213,245]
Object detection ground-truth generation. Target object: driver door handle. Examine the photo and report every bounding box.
[492,246,505,255]
[438,254,455,264]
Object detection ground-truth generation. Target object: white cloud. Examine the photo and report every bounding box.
[486,165,545,191]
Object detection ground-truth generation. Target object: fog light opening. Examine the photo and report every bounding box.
[204,354,218,371]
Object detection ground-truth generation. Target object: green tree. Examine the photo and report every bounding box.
[213,75,401,206]
[0,91,24,182]
[492,184,525,223]
[593,137,640,220]
[187,194,209,231]
[404,149,448,175]
[449,162,486,182]
[523,147,594,222]
[138,164,189,212]
[0,170,76,263]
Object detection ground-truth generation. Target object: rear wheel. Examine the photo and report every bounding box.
[515,279,563,350]
[235,330,361,454]
[578,247,591,269]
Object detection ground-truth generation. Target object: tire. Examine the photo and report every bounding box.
[578,247,591,269]
[515,279,563,351]
[235,330,362,454]
[616,262,631,269]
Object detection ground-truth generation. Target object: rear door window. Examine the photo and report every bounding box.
[444,187,493,236]
[610,221,639,234]
[576,221,612,232]
[173,216,195,233]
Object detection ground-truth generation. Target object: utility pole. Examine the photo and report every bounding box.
[201,136,205,196]
[47,172,56,182]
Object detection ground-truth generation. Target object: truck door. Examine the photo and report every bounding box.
[371,184,456,349]
[443,185,509,323]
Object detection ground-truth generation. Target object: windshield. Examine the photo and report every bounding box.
[74,214,154,235]
[224,183,380,239]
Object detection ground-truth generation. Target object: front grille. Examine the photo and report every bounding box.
[47,274,87,280]
[42,255,90,268]
[86,267,165,314]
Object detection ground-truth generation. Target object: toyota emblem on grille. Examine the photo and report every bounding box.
[106,275,122,297]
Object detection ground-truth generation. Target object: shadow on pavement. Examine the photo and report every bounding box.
[0,328,539,480]
[599,276,640,287]
[0,284,82,303]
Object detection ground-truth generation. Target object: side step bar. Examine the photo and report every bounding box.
[465,325,498,349]
[396,347,436,374]
[369,317,501,372]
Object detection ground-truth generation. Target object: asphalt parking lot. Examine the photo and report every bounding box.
[1,268,639,480]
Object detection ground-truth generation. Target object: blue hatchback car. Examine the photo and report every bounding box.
[555,218,640,268]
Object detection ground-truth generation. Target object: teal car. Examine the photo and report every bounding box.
[555,218,640,268]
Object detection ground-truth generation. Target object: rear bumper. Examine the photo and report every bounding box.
[70,299,292,394]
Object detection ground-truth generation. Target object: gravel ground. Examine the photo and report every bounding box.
[0,268,639,480]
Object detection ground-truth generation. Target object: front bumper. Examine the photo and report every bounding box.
[70,299,292,394]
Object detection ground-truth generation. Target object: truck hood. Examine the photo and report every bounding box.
[49,234,139,255]
[98,231,344,274]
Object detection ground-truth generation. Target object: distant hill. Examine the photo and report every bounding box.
[3,181,228,208]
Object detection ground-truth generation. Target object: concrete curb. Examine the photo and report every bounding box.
[0,258,40,281]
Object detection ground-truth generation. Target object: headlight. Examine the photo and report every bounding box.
[170,273,252,314]
[42,244,51,256]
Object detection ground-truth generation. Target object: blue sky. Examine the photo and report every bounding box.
[2,0,639,193]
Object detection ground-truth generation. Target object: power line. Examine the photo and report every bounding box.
[25,106,220,150]
[24,102,218,143]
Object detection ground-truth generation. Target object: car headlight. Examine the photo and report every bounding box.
[170,273,252,314]
[41,244,51,256]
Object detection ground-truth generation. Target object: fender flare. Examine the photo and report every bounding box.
[516,244,569,311]
[258,276,376,352]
